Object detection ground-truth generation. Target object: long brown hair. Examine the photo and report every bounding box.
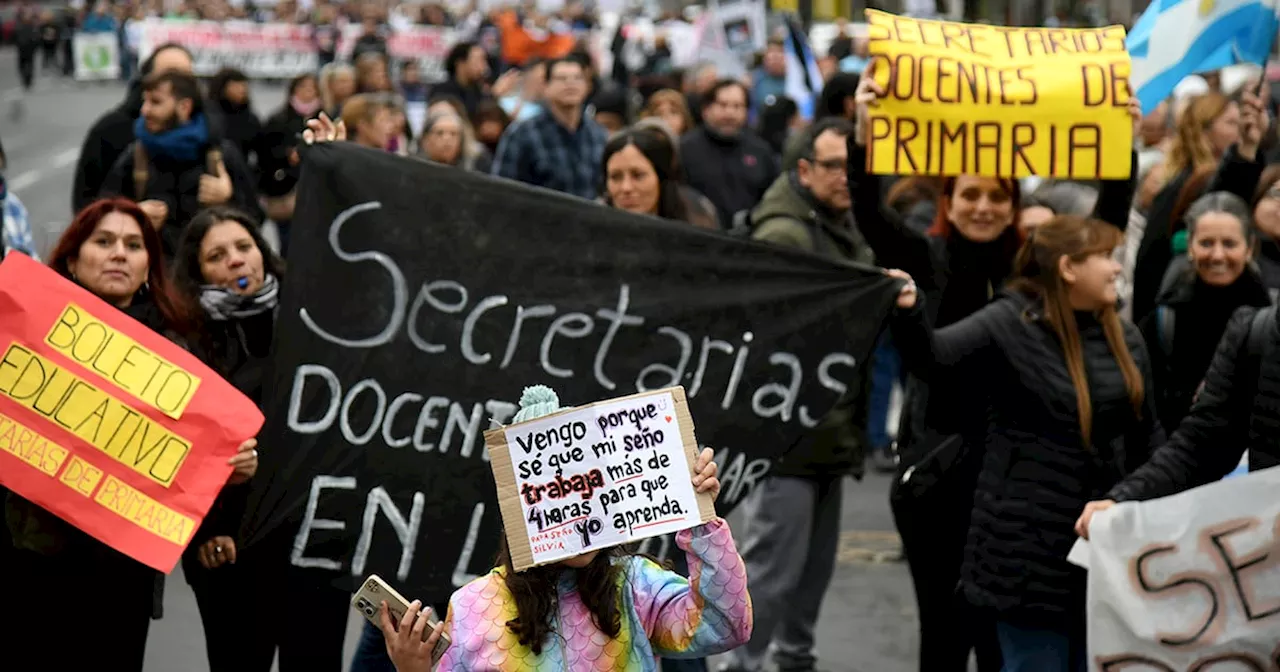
[48,198,197,335]
[1167,164,1218,232]
[1009,215,1144,444]
[495,535,628,654]
[1163,92,1233,187]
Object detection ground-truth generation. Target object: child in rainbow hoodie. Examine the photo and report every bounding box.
[384,386,753,672]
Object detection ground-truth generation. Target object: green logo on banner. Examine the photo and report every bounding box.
[82,45,109,71]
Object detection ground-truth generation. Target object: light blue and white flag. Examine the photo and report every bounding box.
[783,16,824,120]
[1128,0,1280,114]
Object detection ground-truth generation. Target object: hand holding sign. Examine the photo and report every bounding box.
[692,447,720,501]
[303,112,347,145]
[853,73,885,149]
[1074,498,1115,540]
[885,269,918,309]
[227,438,258,484]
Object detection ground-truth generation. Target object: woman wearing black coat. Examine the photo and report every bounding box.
[848,76,1139,672]
[171,206,282,671]
[7,199,256,671]
[1139,192,1273,433]
[889,214,1165,670]
[1129,89,1271,322]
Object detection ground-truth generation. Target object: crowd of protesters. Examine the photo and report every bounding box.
[4,1,1280,672]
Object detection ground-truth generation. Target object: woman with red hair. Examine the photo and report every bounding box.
[847,75,1140,672]
[5,198,257,671]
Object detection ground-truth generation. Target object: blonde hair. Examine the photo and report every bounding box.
[339,94,384,133]
[320,63,356,112]
[1010,216,1144,444]
[1164,92,1234,187]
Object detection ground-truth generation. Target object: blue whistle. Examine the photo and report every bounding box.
[237,277,249,289]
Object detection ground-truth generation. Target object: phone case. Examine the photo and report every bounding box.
[351,574,451,663]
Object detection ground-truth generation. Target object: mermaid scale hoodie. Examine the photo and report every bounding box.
[436,517,752,671]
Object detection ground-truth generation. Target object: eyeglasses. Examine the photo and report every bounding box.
[809,158,845,172]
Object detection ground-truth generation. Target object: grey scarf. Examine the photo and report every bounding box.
[199,273,279,321]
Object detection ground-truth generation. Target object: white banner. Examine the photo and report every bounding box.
[1080,466,1280,670]
[73,32,121,81]
[138,19,455,81]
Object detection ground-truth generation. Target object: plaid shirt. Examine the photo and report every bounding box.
[2,193,38,262]
[491,111,607,200]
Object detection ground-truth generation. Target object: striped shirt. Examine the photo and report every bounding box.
[3,194,38,261]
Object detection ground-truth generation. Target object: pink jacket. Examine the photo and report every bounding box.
[436,518,752,671]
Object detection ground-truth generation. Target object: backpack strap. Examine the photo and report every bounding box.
[131,142,148,203]
[1247,305,1275,362]
[1157,305,1175,359]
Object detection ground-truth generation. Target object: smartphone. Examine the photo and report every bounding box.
[351,574,451,663]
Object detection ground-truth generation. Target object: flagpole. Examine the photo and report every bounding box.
[1253,0,1278,96]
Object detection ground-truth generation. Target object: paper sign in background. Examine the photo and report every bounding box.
[0,254,264,572]
[486,387,715,570]
[864,10,1133,179]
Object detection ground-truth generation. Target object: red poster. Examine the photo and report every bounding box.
[0,253,264,572]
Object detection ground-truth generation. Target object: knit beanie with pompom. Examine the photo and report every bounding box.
[512,385,563,423]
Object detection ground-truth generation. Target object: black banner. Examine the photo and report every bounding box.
[242,143,898,603]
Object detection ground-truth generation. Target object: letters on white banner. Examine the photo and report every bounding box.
[136,19,453,80]
[1081,467,1280,670]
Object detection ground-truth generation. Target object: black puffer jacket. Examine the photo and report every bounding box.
[1110,306,1280,502]
[892,292,1164,623]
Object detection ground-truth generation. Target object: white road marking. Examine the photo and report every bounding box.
[8,147,80,191]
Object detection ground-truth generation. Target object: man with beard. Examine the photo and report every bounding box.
[680,79,779,228]
[72,42,194,215]
[492,56,607,200]
[100,70,260,258]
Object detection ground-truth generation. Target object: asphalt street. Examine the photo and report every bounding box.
[0,47,921,672]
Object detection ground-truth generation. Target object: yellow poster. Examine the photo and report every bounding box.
[863,10,1133,180]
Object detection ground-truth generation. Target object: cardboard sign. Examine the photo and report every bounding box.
[864,10,1133,179]
[240,143,899,604]
[485,387,715,570]
[0,254,264,572]
[1081,467,1280,669]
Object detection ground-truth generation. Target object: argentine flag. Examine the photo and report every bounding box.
[1129,0,1280,114]
[783,16,824,121]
